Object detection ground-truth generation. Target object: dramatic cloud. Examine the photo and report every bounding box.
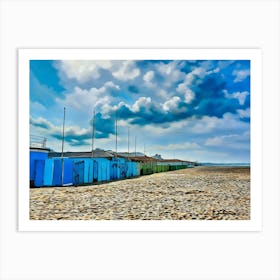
[30,112,116,146]
[232,69,250,83]
[112,61,140,81]
[143,70,155,87]
[56,81,120,110]
[156,61,185,83]
[224,90,249,105]
[56,60,113,83]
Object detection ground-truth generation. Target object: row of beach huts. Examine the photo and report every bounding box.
[30,147,196,187]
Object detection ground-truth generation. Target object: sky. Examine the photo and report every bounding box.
[30,59,250,163]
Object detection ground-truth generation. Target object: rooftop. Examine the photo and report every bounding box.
[48,150,114,159]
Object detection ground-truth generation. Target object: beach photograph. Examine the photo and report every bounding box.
[29,58,250,221]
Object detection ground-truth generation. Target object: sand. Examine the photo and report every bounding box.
[29,166,250,220]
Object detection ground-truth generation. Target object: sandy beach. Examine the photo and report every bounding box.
[30,166,250,220]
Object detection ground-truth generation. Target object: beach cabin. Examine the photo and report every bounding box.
[33,158,73,187]
[48,150,113,184]
[30,147,50,186]
[72,157,111,183]
[94,158,111,182]
[110,157,128,180]
[71,158,96,185]
[126,161,139,177]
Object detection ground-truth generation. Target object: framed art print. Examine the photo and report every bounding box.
[18,48,262,231]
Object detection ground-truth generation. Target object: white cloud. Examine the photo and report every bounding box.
[176,82,187,94]
[162,96,187,114]
[57,60,113,83]
[156,61,184,83]
[190,116,220,133]
[104,81,120,91]
[100,96,157,119]
[151,142,200,153]
[185,67,207,85]
[112,61,140,81]
[204,132,250,150]
[205,134,239,146]
[56,60,142,84]
[176,66,219,103]
[57,82,119,110]
[176,82,195,104]
[208,67,220,75]
[184,89,195,103]
[237,108,250,118]
[136,113,247,138]
[143,70,155,88]
[224,90,249,105]
[100,103,115,118]
[30,116,91,139]
[156,89,169,100]
[30,101,47,113]
[131,97,152,112]
[182,66,220,88]
[143,70,154,83]
[190,113,249,134]
[232,69,250,83]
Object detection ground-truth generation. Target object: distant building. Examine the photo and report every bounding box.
[151,154,163,160]
[108,151,145,158]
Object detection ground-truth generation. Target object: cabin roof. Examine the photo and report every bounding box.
[48,150,114,159]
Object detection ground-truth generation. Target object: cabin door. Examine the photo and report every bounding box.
[73,160,85,186]
[34,160,45,187]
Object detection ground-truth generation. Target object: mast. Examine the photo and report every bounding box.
[91,109,95,158]
[128,126,130,156]
[61,107,66,158]
[115,110,118,157]
[61,107,66,186]
[134,135,137,157]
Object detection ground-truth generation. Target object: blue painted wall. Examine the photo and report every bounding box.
[126,161,139,177]
[34,160,45,187]
[43,159,54,186]
[72,157,110,183]
[52,159,62,186]
[30,150,48,181]
[53,158,73,186]
[95,158,111,182]
[72,159,85,185]
[63,159,73,185]
[34,158,74,187]
[31,155,157,187]
[110,158,128,180]
[72,158,96,185]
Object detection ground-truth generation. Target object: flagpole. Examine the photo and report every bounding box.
[91,109,95,158]
[134,135,137,157]
[61,107,66,158]
[115,110,118,157]
[128,126,130,156]
[61,107,66,186]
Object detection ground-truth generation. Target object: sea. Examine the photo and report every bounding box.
[200,162,250,167]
